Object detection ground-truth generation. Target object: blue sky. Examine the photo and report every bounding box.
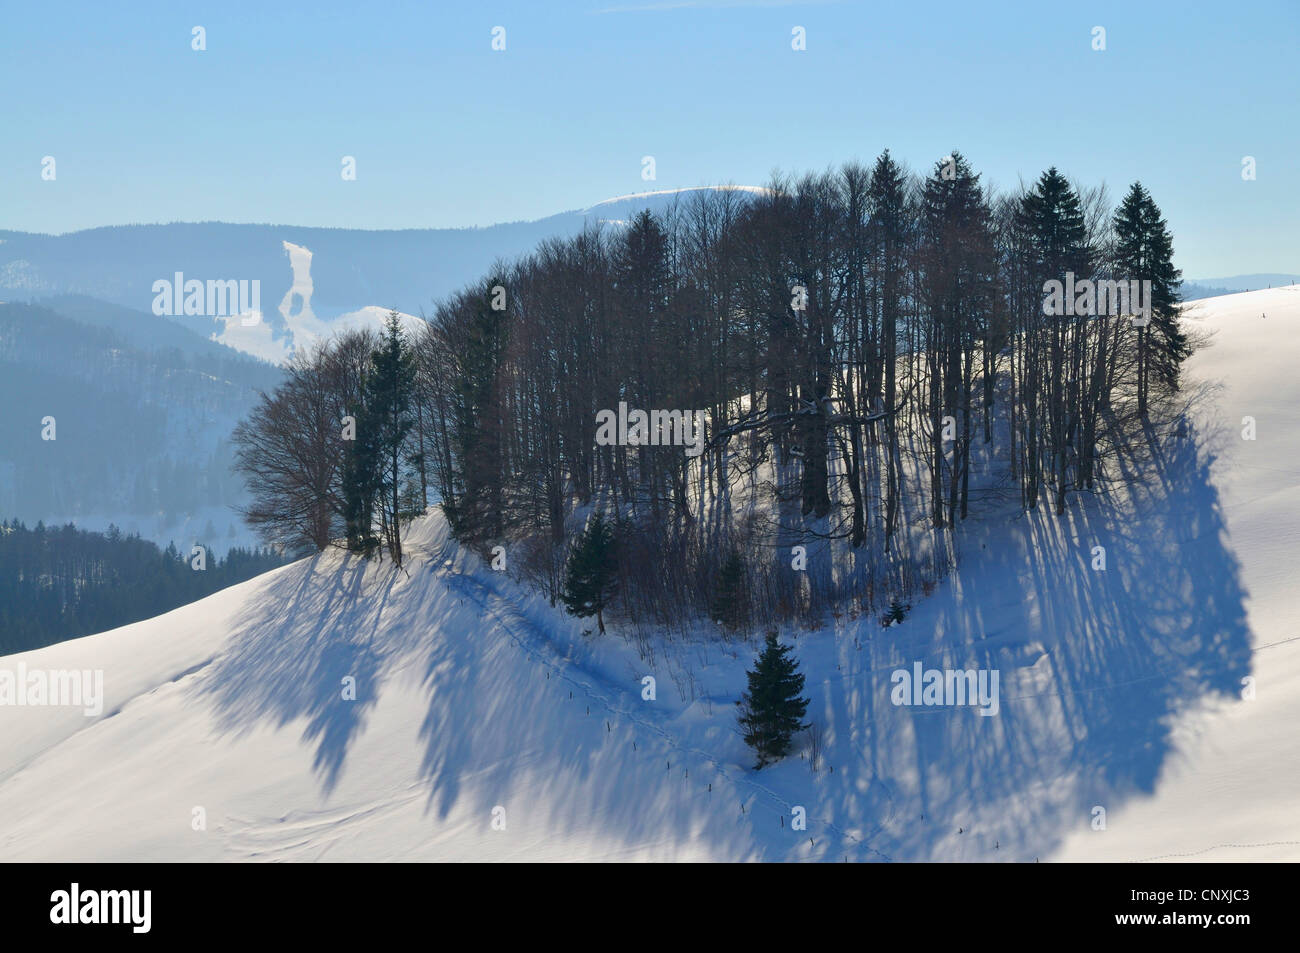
[3,0,1295,276]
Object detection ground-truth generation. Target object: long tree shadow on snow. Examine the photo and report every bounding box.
[828,422,1254,860]
[409,557,766,859]
[196,553,401,795]
[192,534,743,858]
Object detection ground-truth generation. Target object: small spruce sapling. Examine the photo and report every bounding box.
[559,512,619,634]
[710,550,750,631]
[880,598,911,627]
[736,631,810,768]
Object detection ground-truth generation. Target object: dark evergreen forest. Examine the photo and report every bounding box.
[0,520,284,653]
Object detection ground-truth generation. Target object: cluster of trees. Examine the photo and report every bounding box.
[0,519,283,653]
[232,314,423,565]
[421,154,1188,626]
[233,152,1190,634]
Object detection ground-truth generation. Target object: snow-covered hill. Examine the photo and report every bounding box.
[2,286,1298,862]
[1053,284,1300,861]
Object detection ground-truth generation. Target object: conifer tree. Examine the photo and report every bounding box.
[1114,182,1188,416]
[881,598,911,626]
[919,151,997,526]
[341,404,381,557]
[446,279,510,542]
[710,550,749,631]
[736,631,809,768]
[559,512,619,634]
[365,311,417,565]
[1019,167,1095,513]
[341,314,415,560]
[867,150,911,547]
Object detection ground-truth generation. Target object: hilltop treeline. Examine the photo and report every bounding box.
[233,152,1189,632]
[0,520,284,653]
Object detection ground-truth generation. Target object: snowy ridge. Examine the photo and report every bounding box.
[581,185,773,213]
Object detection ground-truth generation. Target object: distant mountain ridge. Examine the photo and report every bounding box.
[0,188,767,539]
[0,187,767,359]
[0,297,282,553]
[6,199,1287,336]
[1182,273,1299,300]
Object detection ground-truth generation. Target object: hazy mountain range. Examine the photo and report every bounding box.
[0,188,766,548]
[1181,273,1300,300]
[0,187,768,359]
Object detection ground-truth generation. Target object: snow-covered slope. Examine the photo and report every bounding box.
[1052,284,1300,861]
[0,518,759,861]
[2,287,1298,862]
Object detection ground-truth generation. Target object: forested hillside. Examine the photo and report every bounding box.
[0,299,281,548]
[233,152,1191,635]
[0,520,283,653]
